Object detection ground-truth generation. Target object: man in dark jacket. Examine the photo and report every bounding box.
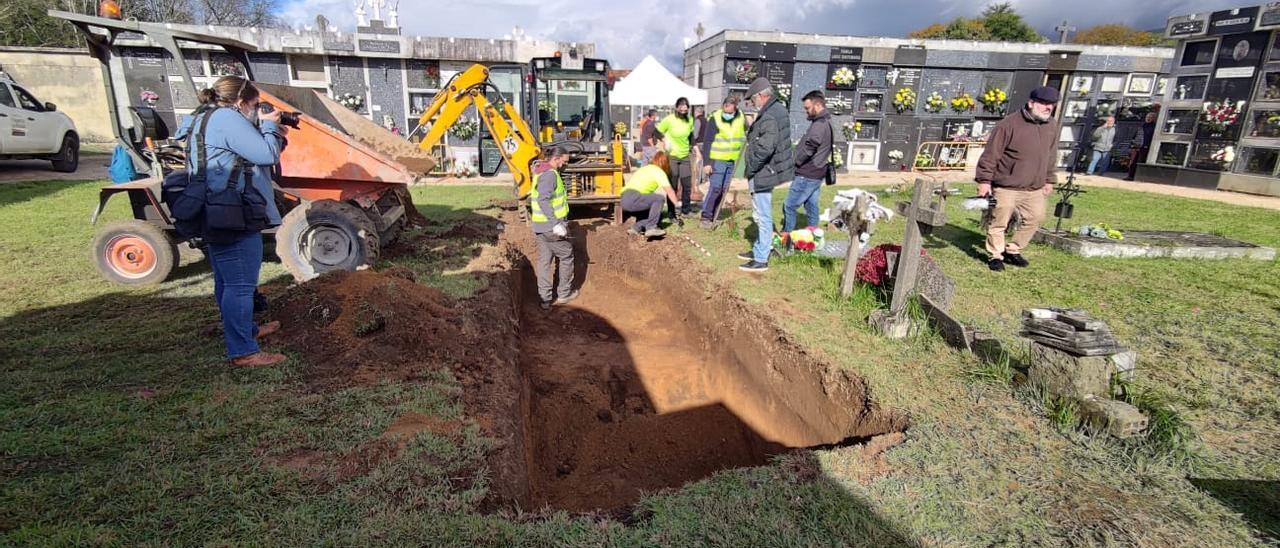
[975,86,1059,272]
[738,77,794,272]
[782,90,832,236]
[1123,111,1158,181]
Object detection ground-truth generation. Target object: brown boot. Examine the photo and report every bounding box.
[231,352,287,368]
[256,320,281,339]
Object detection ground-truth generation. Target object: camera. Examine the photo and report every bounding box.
[258,102,300,129]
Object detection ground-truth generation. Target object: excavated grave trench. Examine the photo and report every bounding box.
[504,225,908,513]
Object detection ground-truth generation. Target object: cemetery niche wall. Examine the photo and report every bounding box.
[1144,5,1280,197]
[686,30,1173,175]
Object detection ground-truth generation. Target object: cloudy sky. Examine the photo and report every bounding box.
[279,0,1241,70]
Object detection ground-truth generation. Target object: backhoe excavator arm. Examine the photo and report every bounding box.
[415,64,541,199]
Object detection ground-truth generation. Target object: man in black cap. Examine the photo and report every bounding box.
[737,77,794,272]
[974,86,1060,272]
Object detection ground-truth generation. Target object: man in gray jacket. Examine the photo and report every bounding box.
[1087,116,1115,175]
[782,90,832,236]
[738,77,794,272]
[530,146,577,309]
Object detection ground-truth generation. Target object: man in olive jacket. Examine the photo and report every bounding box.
[739,77,794,272]
[975,86,1060,272]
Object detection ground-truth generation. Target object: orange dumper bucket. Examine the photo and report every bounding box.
[255,83,435,203]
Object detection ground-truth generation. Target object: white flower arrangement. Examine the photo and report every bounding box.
[450,117,480,141]
[888,149,904,161]
[1210,145,1236,164]
[335,92,365,111]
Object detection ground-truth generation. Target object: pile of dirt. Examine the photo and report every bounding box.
[270,267,467,388]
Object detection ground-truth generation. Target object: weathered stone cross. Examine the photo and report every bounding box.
[1055,20,1076,44]
[871,178,951,337]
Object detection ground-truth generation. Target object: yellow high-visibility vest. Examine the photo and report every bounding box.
[530,170,568,223]
[709,110,746,162]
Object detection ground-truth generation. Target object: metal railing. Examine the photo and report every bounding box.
[912,141,986,172]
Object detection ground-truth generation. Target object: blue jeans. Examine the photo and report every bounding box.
[1088,150,1111,175]
[782,175,822,233]
[751,189,773,263]
[208,232,264,359]
[701,160,735,221]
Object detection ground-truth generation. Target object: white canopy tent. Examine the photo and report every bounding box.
[610,55,708,106]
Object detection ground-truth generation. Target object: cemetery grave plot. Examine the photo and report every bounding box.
[268,218,907,514]
[1033,229,1277,260]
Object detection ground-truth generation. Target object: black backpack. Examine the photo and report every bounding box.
[161,107,269,239]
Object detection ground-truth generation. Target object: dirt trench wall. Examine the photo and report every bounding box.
[508,224,908,451]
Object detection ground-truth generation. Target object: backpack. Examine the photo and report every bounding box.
[108,144,138,184]
[161,107,269,239]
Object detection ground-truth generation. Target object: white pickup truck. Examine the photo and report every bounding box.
[0,73,79,172]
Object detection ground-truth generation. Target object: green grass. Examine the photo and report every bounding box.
[3,179,1278,545]
[676,182,1280,545]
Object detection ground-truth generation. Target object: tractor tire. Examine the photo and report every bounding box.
[275,199,379,282]
[51,133,80,173]
[92,220,177,286]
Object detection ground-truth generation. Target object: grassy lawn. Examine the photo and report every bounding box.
[2,179,1277,545]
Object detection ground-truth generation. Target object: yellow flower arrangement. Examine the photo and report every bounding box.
[892,87,917,113]
[980,87,1008,114]
[950,93,975,113]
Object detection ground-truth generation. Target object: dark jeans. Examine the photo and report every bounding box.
[1125,147,1148,179]
[621,189,666,231]
[535,231,574,302]
[701,160,735,221]
[208,232,264,359]
[668,156,693,216]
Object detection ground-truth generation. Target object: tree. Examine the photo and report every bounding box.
[0,0,91,47]
[197,0,278,28]
[980,2,1043,42]
[1073,24,1166,46]
[905,2,1043,43]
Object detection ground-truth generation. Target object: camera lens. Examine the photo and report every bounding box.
[279,111,301,129]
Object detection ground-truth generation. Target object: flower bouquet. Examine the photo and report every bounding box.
[863,97,881,113]
[450,117,479,141]
[537,99,556,116]
[888,149,904,163]
[914,151,935,168]
[842,121,862,141]
[892,88,917,114]
[613,121,628,138]
[424,63,441,89]
[1210,145,1235,164]
[1076,223,1124,240]
[980,87,1008,114]
[829,66,857,88]
[831,147,844,169]
[951,93,975,113]
[336,93,365,111]
[924,92,945,113]
[731,60,759,84]
[776,84,792,104]
[139,89,159,107]
[1201,100,1242,134]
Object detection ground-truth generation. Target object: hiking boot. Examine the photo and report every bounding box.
[988,258,1005,272]
[645,227,667,239]
[737,251,755,261]
[739,260,769,272]
[554,290,581,305]
[255,320,281,339]
[231,351,287,368]
[1003,253,1029,268]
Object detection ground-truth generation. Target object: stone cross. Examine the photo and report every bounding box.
[696,22,706,41]
[1055,20,1076,44]
[872,179,950,337]
[839,193,872,298]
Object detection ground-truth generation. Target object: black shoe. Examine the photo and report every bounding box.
[739,260,769,272]
[1003,253,1029,268]
[988,259,1005,272]
[1122,177,1135,181]
[737,251,755,261]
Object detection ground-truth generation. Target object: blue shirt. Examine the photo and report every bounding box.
[176,108,285,225]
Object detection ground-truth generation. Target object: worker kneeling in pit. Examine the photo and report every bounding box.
[621,151,681,239]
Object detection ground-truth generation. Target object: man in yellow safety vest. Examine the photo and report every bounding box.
[699,96,746,229]
[530,146,577,309]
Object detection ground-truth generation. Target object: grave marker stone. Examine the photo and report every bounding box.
[871,179,950,338]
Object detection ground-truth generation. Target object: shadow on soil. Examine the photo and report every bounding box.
[1190,478,1280,542]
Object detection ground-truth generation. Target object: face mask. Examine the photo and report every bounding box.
[721,113,734,121]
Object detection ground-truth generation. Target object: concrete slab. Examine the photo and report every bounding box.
[1033,229,1276,261]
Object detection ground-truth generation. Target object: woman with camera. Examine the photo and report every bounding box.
[177,75,288,368]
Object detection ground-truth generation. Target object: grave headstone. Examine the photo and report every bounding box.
[1028,342,1111,399]
[871,179,950,338]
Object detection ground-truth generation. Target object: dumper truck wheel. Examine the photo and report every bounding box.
[92,220,177,286]
[276,199,380,282]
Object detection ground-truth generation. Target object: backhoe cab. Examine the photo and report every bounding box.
[415,53,626,220]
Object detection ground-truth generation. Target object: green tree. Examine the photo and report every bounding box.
[0,0,86,48]
[980,2,1043,42]
[944,17,992,40]
[1073,24,1166,46]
